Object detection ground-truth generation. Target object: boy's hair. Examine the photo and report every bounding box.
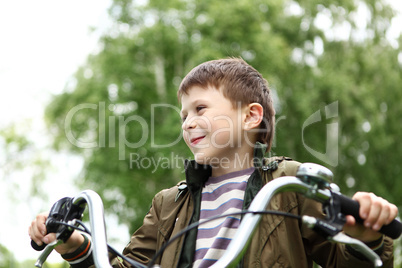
[178,58,275,152]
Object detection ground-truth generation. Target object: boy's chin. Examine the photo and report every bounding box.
[193,152,216,167]
[193,153,227,169]
[193,153,207,165]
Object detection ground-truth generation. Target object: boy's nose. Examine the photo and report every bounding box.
[182,117,197,130]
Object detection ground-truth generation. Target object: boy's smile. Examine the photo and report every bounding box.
[189,135,205,145]
[180,86,254,175]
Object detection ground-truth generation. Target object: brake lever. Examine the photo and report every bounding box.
[302,216,383,267]
[35,218,80,268]
[34,239,63,268]
[330,232,383,267]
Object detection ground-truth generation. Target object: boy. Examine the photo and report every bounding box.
[30,58,398,267]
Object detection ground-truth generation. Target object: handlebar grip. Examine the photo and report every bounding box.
[31,239,47,251]
[31,197,72,252]
[334,192,402,239]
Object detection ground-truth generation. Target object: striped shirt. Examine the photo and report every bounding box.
[193,167,254,268]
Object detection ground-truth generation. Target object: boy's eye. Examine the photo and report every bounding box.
[196,106,205,112]
[181,106,205,122]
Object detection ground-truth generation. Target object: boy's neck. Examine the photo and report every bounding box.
[209,151,254,177]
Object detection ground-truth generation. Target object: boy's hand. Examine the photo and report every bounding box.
[29,212,84,255]
[343,192,399,242]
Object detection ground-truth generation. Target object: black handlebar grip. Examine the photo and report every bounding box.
[31,239,47,251]
[30,197,73,251]
[333,192,402,239]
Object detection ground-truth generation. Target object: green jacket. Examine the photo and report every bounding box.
[110,153,393,267]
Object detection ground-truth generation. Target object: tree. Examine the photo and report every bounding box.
[0,243,15,268]
[0,121,51,200]
[45,0,401,247]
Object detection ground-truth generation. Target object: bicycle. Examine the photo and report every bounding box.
[32,163,402,268]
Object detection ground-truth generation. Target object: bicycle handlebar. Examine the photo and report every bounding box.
[210,176,322,268]
[211,175,402,267]
[31,197,74,251]
[333,192,402,239]
[211,176,402,268]
[72,190,111,268]
[34,190,112,268]
[34,164,402,268]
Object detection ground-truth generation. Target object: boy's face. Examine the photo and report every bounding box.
[180,86,251,166]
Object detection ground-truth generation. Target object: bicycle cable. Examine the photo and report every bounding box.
[51,210,300,268]
[52,220,148,268]
[147,210,301,267]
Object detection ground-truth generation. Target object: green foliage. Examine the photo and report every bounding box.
[44,0,401,244]
[0,121,50,199]
[18,259,69,268]
[0,243,15,268]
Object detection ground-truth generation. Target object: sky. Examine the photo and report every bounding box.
[0,0,131,263]
[0,1,110,125]
[0,0,401,265]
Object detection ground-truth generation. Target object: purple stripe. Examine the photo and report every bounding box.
[194,248,209,260]
[197,259,218,268]
[210,237,231,249]
[202,181,247,201]
[200,198,243,219]
[197,217,240,238]
[194,238,232,262]
[206,167,254,185]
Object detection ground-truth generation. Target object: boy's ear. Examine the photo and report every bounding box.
[244,103,263,131]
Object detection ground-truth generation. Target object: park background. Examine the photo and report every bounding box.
[0,0,401,267]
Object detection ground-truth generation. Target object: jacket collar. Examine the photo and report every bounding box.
[184,159,211,192]
[253,142,267,168]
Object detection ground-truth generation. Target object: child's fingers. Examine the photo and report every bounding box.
[371,201,399,230]
[344,215,356,226]
[37,214,48,235]
[43,233,57,244]
[29,222,44,246]
[386,204,399,225]
[367,197,388,230]
[352,192,373,220]
[29,213,48,245]
[353,192,398,231]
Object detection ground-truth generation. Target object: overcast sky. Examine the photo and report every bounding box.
[0,0,123,263]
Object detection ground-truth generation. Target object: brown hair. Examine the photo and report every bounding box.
[178,58,275,152]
